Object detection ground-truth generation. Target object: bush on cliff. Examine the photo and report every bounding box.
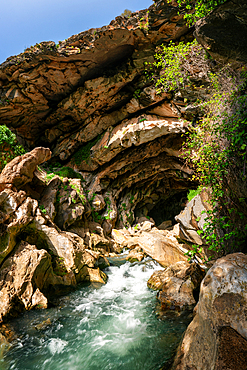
[0,125,25,172]
[166,0,227,25]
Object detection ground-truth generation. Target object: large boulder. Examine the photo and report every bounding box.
[148,261,205,311]
[0,147,51,192]
[171,253,247,370]
[111,227,189,267]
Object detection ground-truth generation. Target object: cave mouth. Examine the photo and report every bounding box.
[148,191,188,227]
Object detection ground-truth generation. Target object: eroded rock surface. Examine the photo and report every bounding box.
[195,0,247,65]
[111,223,189,267]
[148,261,205,311]
[0,1,198,230]
[171,253,247,370]
[0,148,108,323]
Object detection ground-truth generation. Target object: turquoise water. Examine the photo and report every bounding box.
[2,257,190,370]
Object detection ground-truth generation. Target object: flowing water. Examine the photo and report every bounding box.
[1,256,191,370]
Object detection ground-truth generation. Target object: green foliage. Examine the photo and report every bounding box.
[39,204,47,214]
[148,40,207,94]
[55,166,84,180]
[187,188,201,202]
[72,135,101,165]
[45,165,84,183]
[133,89,142,99]
[184,244,203,262]
[184,68,247,255]
[69,182,85,204]
[151,38,247,258]
[139,11,149,31]
[166,0,227,25]
[0,125,25,171]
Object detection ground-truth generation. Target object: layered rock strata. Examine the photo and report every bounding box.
[0,1,199,230]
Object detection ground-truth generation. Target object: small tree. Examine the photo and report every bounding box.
[120,9,132,18]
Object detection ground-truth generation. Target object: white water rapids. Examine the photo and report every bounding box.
[2,256,191,370]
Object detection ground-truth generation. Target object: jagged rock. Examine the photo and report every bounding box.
[74,115,186,171]
[0,150,111,321]
[0,1,190,151]
[0,1,197,226]
[0,241,65,322]
[171,253,247,370]
[111,227,189,266]
[0,194,38,265]
[148,261,205,311]
[0,147,51,192]
[195,0,247,65]
[88,233,112,254]
[126,248,145,263]
[91,194,105,212]
[175,188,212,245]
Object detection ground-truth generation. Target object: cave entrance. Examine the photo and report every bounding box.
[148,191,188,227]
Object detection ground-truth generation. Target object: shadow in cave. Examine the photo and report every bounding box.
[148,191,188,226]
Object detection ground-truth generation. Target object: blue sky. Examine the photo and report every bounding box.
[0,0,153,64]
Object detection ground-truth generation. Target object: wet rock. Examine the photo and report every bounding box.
[148,261,205,311]
[89,233,112,254]
[171,253,247,370]
[126,248,145,263]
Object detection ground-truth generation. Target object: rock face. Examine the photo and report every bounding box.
[0,1,197,229]
[171,253,247,370]
[0,148,108,323]
[195,0,247,65]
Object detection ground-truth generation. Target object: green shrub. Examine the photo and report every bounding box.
[184,68,247,255]
[0,125,25,171]
[166,0,227,25]
[147,40,207,94]
[187,188,201,202]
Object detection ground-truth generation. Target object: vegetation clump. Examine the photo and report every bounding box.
[0,125,25,172]
[165,0,227,25]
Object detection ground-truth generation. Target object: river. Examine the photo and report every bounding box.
[1,256,191,370]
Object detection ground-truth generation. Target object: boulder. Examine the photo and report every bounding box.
[111,227,189,267]
[148,261,205,311]
[0,241,64,322]
[0,147,51,192]
[171,253,247,370]
[126,248,145,263]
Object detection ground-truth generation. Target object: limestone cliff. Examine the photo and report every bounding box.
[0,0,198,229]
